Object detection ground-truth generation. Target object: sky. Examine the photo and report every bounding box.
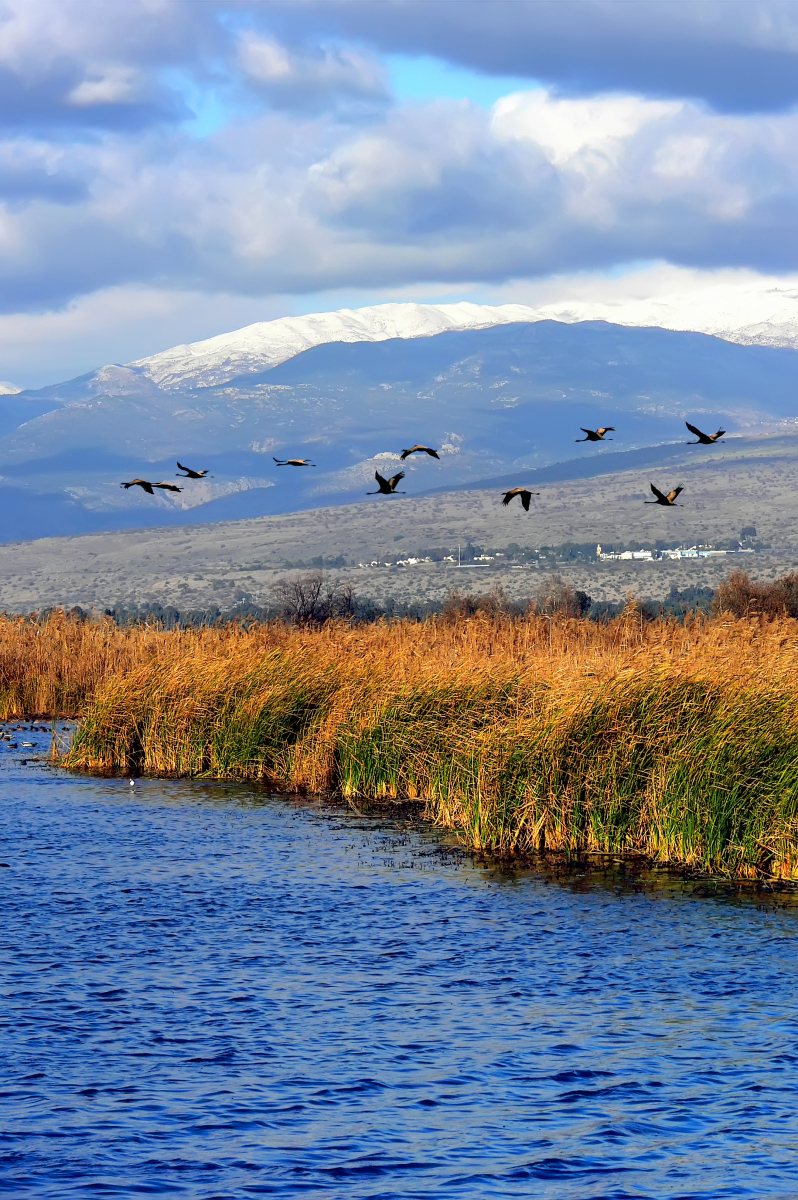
[7,0,798,387]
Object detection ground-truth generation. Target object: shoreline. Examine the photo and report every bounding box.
[3,608,798,881]
[54,611,798,881]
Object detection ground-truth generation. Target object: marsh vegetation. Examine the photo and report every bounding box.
[0,576,793,879]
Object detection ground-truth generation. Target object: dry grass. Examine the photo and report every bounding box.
[26,603,796,879]
[3,608,797,876]
[0,612,264,719]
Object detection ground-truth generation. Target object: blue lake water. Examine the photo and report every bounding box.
[2,727,798,1199]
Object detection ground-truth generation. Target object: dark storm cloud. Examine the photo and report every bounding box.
[5,1,798,139]
[259,0,798,113]
[0,0,386,133]
[0,0,206,132]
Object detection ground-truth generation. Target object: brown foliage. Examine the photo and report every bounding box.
[441,585,522,622]
[0,598,790,720]
[1,574,798,724]
[0,611,279,719]
[713,569,798,619]
[63,605,798,877]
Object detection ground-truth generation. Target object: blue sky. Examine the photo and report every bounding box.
[5,0,798,386]
[387,55,538,108]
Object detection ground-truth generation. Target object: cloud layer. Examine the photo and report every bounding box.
[4,0,798,381]
[6,84,798,314]
[266,0,798,112]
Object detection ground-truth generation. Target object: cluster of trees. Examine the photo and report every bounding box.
[20,565,798,629]
[280,554,347,569]
[442,577,715,624]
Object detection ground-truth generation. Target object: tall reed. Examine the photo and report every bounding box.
[57,608,798,879]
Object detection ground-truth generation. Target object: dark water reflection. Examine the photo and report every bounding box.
[2,728,798,1198]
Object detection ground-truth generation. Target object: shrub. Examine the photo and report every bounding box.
[713,570,798,619]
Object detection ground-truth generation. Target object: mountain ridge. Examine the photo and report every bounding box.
[128,297,798,393]
[1,315,798,544]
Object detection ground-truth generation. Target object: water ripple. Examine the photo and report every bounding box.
[1,731,798,1197]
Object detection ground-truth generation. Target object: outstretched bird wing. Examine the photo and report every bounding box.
[667,487,683,503]
[374,471,388,488]
[121,479,154,494]
[388,471,405,490]
[176,461,194,475]
[685,422,706,439]
[501,491,514,506]
[520,491,531,511]
[153,482,183,493]
[713,429,726,440]
[597,427,615,436]
[650,483,667,502]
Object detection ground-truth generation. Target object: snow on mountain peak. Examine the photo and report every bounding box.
[130,285,798,393]
[131,302,542,390]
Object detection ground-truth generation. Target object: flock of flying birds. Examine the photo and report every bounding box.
[119,422,725,511]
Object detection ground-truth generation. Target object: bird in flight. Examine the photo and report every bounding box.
[120,479,183,495]
[576,427,614,442]
[273,457,315,466]
[501,487,540,511]
[176,461,209,478]
[400,445,440,460]
[645,484,683,506]
[367,470,405,495]
[685,422,725,444]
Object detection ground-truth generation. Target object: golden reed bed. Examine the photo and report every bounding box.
[2,607,798,878]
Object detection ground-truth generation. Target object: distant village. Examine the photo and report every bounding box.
[595,543,755,562]
[339,527,762,571]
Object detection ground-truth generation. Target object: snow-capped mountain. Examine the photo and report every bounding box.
[131,302,544,390]
[130,287,798,393]
[2,308,798,544]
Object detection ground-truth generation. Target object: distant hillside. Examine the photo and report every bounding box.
[1,315,798,543]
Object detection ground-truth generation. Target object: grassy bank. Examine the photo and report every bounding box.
[47,608,798,879]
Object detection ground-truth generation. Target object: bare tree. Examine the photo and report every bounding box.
[530,574,591,619]
[272,571,356,626]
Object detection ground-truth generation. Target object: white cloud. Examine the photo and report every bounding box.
[5,86,798,325]
[492,90,679,170]
[67,65,145,107]
[0,286,293,388]
[6,0,798,387]
[240,32,386,94]
[653,134,712,178]
[485,261,798,350]
[240,36,294,83]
